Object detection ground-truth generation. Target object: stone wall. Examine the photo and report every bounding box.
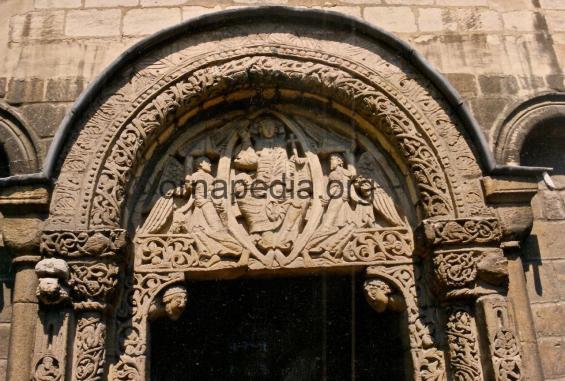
[0,0,563,380]
[523,183,565,380]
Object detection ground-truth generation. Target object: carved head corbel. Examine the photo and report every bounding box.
[35,258,70,305]
[363,278,405,313]
[149,285,188,321]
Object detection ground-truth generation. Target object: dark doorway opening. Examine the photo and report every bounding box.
[150,274,408,381]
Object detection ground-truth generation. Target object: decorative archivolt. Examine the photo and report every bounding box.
[48,27,488,231]
[35,14,521,381]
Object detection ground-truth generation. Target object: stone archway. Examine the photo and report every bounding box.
[34,7,522,381]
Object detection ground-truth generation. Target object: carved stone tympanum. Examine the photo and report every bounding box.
[135,111,412,273]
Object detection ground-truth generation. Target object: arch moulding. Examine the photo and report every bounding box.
[30,7,528,381]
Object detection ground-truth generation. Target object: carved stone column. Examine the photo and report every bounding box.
[423,216,520,381]
[2,217,43,381]
[40,229,126,381]
[476,295,523,381]
[365,265,448,381]
[33,257,72,381]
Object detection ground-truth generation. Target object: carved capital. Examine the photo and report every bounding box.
[40,229,127,259]
[423,217,502,248]
[68,260,120,311]
[432,248,508,300]
[1,217,43,257]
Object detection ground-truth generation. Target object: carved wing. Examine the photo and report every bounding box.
[372,188,404,226]
[138,193,175,234]
[357,152,404,226]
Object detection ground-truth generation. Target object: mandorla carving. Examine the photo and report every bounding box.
[136,111,413,272]
[423,218,502,247]
[445,305,483,381]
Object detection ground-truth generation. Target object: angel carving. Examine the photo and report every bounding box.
[306,151,406,262]
[139,147,244,267]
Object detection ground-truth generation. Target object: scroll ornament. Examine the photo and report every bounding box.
[423,217,502,247]
[432,249,508,299]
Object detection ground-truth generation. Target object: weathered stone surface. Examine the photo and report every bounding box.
[65,9,122,37]
[445,73,478,97]
[85,0,139,6]
[123,7,182,36]
[6,78,45,104]
[9,10,65,42]
[532,303,565,336]
[502,10,538,32]
[0,78,7,99]
[478,74,519,95]
[538,337,565,378]
[364,7,417,33]
[541,0,565,10]
[0,283,12,323]
[0,323,9,359]
[523,261,564,303]
[20,103,67,138]
[387,0,432,4]
[469,97,512,132]
[234,0,288,3]
[182,6,222,20]
[45,77,84,102]
[418,8,456,33]
[317,5,361,18]
[435,0,487,6]
[141,0,186,6]
[546,10,565,32]
[34,0,81,8]
[546,74,565,90]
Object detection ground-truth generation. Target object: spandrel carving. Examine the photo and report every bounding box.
[135,110,413,272]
